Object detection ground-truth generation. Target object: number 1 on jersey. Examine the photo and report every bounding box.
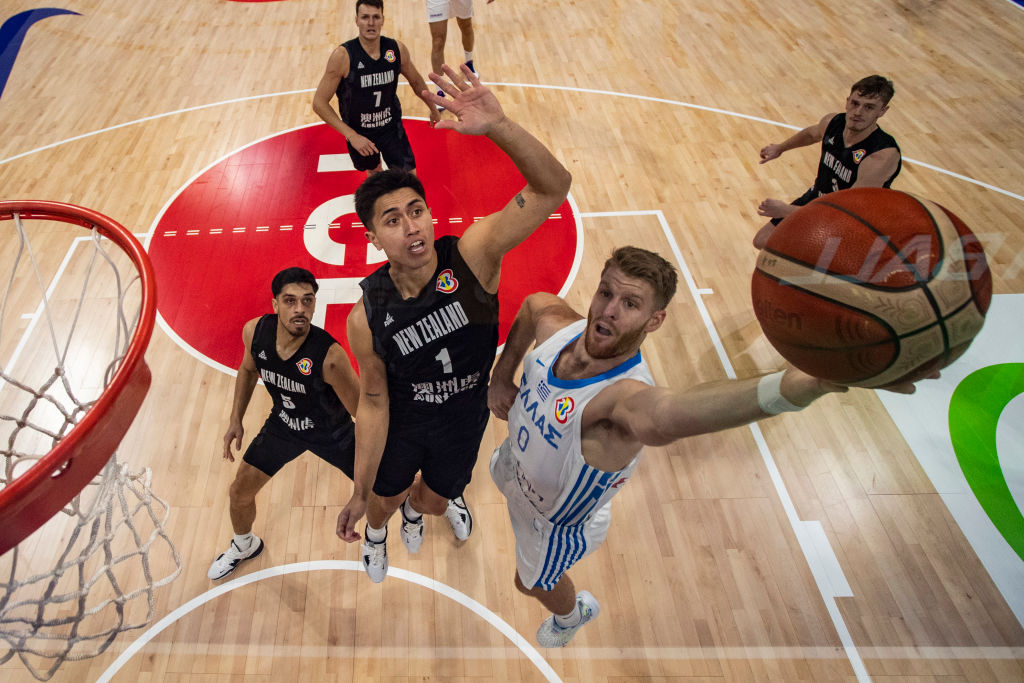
[435,348,452,374]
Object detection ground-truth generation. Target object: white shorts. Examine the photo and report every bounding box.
[426,0,473,23]
[490,441,611,591]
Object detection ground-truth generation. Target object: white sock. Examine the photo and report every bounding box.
[233,532,254,550]
[464,51,474,64]
[553,601,582,628]
[402,498,423,522]
[365,523,387,543]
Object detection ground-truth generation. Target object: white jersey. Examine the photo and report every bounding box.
[495,319,654,589]
[508,318,654,520]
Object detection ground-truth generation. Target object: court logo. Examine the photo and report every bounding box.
[384,49,396,63]
[852,149,866,164]
[296,358,313,375]
[554,396,575,424]
[146,121,580,373]
[1,9,80,100]
[436,268,458,293]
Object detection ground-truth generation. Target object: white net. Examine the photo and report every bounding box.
[0,208,181,681]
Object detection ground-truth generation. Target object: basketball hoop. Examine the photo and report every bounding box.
[0,201,181,680]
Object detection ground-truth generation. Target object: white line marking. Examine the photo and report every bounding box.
[583,210,869,682]
[95,561,561,683]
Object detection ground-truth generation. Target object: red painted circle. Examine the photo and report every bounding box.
[148,120,579,370]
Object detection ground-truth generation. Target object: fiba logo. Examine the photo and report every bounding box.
[295,358,313,375]
[554,396,575,424]
[147,121,580,371]
[436,269,458,293]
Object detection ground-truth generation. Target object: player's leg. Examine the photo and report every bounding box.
[526,571,600,648]
[418,407,487,540]
[209,425,300,580]
[453,0,476,74]
[360,433,425,582]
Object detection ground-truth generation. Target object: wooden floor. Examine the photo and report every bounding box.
[2,0,1023,680]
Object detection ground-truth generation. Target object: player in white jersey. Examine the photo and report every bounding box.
[488,246,931,648]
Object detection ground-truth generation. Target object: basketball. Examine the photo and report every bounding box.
[751,187,992,388]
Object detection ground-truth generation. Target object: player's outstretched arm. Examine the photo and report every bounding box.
[423,64,571,291]
[759,113,833,163]
[223,318,260,462]
[336,302,390,543]
[488,293,581,420]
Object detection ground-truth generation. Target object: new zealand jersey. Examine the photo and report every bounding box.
[251,315,353,440]
[337,36,403,134]
[812,113,901,196]
[360,235,499,422]
[508,319,655,520]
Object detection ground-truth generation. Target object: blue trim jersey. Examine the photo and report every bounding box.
[812,113,901,196]
[495,318,654,590]
[337,36,403,135]
[250,314,354,441]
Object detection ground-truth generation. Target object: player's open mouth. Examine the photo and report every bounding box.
[594,322,613,337]
[409,240,425,253]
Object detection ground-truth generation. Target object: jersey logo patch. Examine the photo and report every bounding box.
[852,149,866,164]
[384,49,396,63]
[385,312,394,326]
[296,357,313,375]
[554,396,575,424]
[258,350,267,360]
[435,268,458,293]
[357,61,364,69]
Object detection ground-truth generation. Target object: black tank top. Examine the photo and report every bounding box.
[360,236,499,421]
[251,315,353,439]
[813,113,901,195]
[337,36,403,134]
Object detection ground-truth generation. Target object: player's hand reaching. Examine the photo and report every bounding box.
[222,421,244,462]
[757,198,791,219]
[336,494,367,543]
[425,64,506,135]
[759,143,783,163]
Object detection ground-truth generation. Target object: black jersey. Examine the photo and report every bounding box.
[337,36,403,135]
[251,315,353,440]
[360,236,499,422]
[812,114,901,196]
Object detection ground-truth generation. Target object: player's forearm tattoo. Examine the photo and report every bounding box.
[514,192,525,209]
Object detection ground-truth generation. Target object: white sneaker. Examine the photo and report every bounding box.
[399,502,424,554]
[207,535,264,580]
[536,591,599,647]
[435,88,446,112]
[361,530,389,583]
[445,496,473,541]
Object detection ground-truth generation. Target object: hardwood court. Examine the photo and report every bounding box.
[1,0,1023,680]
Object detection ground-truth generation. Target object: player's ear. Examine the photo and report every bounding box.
[271,296,279,314]
[364,229,380,249]
[644,309,667,333]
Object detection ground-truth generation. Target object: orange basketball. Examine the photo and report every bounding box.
[751,188,992,388]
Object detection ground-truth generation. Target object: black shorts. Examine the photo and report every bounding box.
[243,419,355,479]
[347,124,416,173]
[770,187,819,226]
[372,402,490,499]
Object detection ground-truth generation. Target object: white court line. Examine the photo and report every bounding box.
[95,561,561,683]
[1,235,89,374]
[1,85,1021,203]
[581,209,870,682]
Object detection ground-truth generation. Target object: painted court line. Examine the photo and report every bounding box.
[96,561,561,683]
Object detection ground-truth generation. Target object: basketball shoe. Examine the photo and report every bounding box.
[207,534,264,580]
[445,495,473,541]
[435,89,446,112]
[361,528,389,583]
[535,591,600,647]
[399,499,424,554]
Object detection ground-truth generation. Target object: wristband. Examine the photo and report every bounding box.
[757,371,803,415]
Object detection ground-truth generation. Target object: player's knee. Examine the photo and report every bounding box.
[228,477,258,505]
[513,571,532,595]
